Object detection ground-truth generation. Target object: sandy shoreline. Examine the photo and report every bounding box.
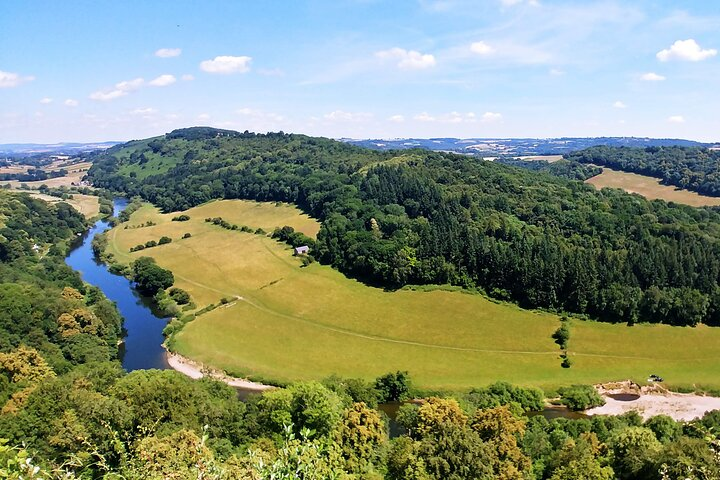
[585,381,720,421]
[164,348,274,392]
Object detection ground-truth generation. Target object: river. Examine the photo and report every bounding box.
[65,198,170,371]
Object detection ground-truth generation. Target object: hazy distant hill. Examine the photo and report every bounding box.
[0,141,120,156]
[345,137,712,156]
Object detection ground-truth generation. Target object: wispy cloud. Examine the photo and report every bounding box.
[130,107,157,115]
[39,97,53,104]
[0,70,34,88]
[90,77,145,101]
[470,41,495,55]
[613,101,627,109]
[640,72,665,81]
[323,110,372,121]
[376,48,437,69]
[481,111,502,123]
[64,99,78,107]
[200,56,252,74]
[155,48,182,58]
[149,74,176,87]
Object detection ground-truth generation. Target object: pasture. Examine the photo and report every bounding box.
[3,160,92,190]
[27,192,100,218]
[586,166,720,207]
[107,199,720,391]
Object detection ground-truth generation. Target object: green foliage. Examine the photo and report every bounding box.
[552,322,570,350]
[558,385,605,411]
[131,257,174,294]
[171,214,190,222]
[168,287,191,305]
[334,402,386,473]
[375,371,412,402]
[464,381,545,413]
[250,425,344,480]
[258,382,344,439]
[321,375,380,408]
[608,426,661,479]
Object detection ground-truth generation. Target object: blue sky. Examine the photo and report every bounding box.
[1,0,719,142]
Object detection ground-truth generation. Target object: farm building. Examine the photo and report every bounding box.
[294,245,310,255]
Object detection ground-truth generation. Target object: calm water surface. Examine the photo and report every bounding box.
[64,198,170,371]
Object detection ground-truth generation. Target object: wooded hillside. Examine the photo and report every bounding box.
[88,128,720,326]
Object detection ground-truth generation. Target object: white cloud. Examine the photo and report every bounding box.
[414,112,436,122]
[149,74,176,87]
[641,72,666,81]
[376,48,436,70]
[668,115,685,123]
[39,97,53,104]
[64,99,78,107]
[613,101,627,109]
[200,55,252,74]
[388,115,405,123]
[90,77,145,101]
[657,39,717,62]
[0,70,34,88]
[155,48,182,58]
[181,74,195,81]
[130,107,157,115]
[411,111,477,123]
[323,110,372,121]
[90,90,126,101]
[197,113,211,121]
[470,41,494,55]
[116,78,144,92]
[482,111,503,122]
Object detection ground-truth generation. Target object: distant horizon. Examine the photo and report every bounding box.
[0,130,718,148]
[2,1,718,143]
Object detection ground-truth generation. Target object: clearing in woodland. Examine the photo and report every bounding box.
[586,166,720,207]
[106,199,720,392]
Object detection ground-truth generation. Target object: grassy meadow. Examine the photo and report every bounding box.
[26,192,100,219]
[586,166,720,207]
[106,199,720,392]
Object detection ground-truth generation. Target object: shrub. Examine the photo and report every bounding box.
[158,236,172,245]
[558,385,604,411]
[552,323,570,350]
[182,233,192,239]
[169,287,191,305]
[172,214,190,222]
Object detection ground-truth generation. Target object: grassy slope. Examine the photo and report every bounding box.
[26,192,99,219]
[107,200,720,392]
[586,166,720,207]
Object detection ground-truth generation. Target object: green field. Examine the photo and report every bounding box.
[107,200,720,392]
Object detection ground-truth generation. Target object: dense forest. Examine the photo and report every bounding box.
[566,145,720,196]
[88,128,720,327]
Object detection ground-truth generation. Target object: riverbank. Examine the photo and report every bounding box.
[585,381,720,421]
[165,348,274,392]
